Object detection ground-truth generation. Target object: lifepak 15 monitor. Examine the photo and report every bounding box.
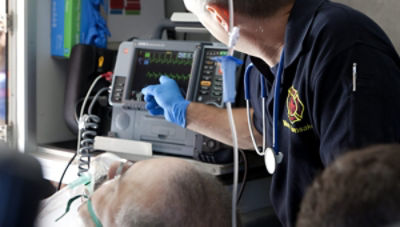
[108,40,242,159]
[109,40,237,109]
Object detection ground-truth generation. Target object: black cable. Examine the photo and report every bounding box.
[126,36,138,41]
[237,149,248,204]
[57,152,77,191]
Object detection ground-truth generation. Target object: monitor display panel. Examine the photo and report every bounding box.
[129,48,194,101]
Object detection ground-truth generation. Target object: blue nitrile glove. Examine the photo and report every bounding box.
[81,0,111,48]
[212,56,243,103]
[141,76,190,128]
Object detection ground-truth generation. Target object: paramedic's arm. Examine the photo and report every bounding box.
[141,76,262,150]
[186,102,262,150]
[313,45,400,166]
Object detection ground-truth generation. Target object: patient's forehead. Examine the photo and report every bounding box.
[115,158,190,206]
[99,157,191,197]
[121,157,189,182]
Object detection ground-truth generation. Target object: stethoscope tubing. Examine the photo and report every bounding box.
[244,63,265,156]
[273,50,285,155]
[244,50,285,157]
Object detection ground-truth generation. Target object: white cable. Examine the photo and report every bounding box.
[228,27,240,56]
[228,0,234,34]
[226,102,238,227]
[227,0,240,56]
[88,87,109,114]
[246,100,264,156]
[227,1,239,226]
[79,75,103,120]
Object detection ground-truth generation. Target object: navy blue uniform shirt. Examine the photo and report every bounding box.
[248,0,400,226]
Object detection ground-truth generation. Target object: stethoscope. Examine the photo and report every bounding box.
[244,50,285,174]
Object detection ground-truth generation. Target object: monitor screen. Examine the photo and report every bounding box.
[129,48,194,101]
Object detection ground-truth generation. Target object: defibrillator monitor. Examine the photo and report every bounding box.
[109,39,239,109]
[109,40,243,159]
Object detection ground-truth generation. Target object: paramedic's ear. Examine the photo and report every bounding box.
[206,4,230,32]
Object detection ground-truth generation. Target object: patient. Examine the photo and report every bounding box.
[79,157,231,226]
[297,144,400,227]
[37,154,231,227]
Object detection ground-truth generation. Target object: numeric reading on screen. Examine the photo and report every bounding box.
[130,49,194,100]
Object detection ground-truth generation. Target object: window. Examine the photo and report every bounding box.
[0,2,6,125]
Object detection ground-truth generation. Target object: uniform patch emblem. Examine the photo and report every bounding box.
[287,86,304,124]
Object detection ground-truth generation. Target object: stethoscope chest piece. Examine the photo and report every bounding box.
[264,148,284,174]
[264,147,277,174]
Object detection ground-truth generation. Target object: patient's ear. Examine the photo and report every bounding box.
[107,161,134,179]
[205,4,230,32]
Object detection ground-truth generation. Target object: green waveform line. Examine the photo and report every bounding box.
[146,56,192,65]
[146,72,191,81]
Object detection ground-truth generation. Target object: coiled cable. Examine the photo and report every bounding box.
[77,85,108,176]
[78,87,109,176]
[58,75,108,190]
[77,114,100,176]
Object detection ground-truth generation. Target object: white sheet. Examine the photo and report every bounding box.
[35,153,124,226]
[35,186,86,227]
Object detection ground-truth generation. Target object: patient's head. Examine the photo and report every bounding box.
[79,157,231,227]
[297,144,400,227]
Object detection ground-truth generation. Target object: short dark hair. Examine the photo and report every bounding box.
[206,0,294,17]
[297,144,400,227]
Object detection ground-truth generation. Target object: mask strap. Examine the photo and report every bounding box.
[55,195,84,222]
[87,198,103,227]
[55,187,103,227]
[55,194,103,227]
[56,171,103,227]
[115,161,126,176]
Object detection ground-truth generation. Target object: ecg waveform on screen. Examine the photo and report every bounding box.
[146,72,191,81]
[130,49,193,100]
[147,56,192,66]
